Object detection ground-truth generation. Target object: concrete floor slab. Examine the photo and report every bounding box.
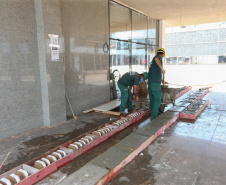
[116,133,149,150]
[108,93,226,185]
[219,111,226,122]
[168,106,186,112]
[158,110,180,119]
[195,155,226,185]
[175,101,191,107]
[171,121,196,136]
[108,134,208,185]
[211,124,226,145]
[189,123,218,141]
[148,116,174,127]
[134,124,161,137]
[57,163,109,185]
[106,149,159,185]
[91,146,132,170]
[207,142,226,160]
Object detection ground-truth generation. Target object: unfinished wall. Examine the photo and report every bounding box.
[35,0,66,126]
[60,0,110,114]
[0,0,43,139]
[0,0,67,139]
[0,0,111,139]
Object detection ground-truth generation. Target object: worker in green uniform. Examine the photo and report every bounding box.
[118,72,148,113]
[148,48,166,119]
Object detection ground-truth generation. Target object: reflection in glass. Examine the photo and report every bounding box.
[148,46,157,68]
[132,11,147,44]
[132,43,147,73]
[148,18,157,45]
[110,40,131,76]
[109,0,159,75]
[110,1,131,40]
[166,57,178,65]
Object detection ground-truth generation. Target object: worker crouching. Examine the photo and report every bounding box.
[118,72,148,114]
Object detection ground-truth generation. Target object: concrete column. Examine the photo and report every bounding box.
[35,0,66,126]
[159,20,166,65]
[158,20,165,49]
[191,56,196,65]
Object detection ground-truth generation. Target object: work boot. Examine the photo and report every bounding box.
[128,108,134,112]
[120,111,127,115]
[151,116,158,121]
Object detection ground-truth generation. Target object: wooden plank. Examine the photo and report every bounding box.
[199,86,212,90]
[94,110,121,116]
[82,109,95,114]
[93,99,121,112]
[82,101,112,113]
[83,99,121,114]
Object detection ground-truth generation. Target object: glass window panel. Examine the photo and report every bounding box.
[148,46,157,68]
[110,1,131,41]
[109,1,159,74]
[148,18,157,45]
[132,11,148,44]
[131,43,147,73]
[110,40,131,76]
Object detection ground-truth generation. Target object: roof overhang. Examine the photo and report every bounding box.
[115,0,226,27]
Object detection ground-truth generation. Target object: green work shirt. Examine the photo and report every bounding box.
[148,55,162,83]
[118,72,140,87]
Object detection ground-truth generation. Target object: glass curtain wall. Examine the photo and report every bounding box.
[109,0,159,77]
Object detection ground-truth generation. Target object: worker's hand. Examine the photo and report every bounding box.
[163,81,169,84]
[161,68,166,74]
[136,96,139,102]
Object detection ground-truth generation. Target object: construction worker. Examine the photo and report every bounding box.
[148,48,166,119]
[118,72,148,113]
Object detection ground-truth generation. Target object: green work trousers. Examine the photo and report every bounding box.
[148,83,161,119]
[118,82,133,111]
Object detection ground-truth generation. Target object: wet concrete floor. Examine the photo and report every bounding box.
[1,83,226,185]
[0,113,114,174]
[35,116,151,185]
[0,98,150,184]
[37,89,216,184]
[107,85,226,185]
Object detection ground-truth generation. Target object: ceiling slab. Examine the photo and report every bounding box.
[114,0,226,27]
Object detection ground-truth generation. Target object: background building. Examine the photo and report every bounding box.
[165,22,226,65]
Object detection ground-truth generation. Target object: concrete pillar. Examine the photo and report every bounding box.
[158,20,165,49]
[35,0,66,126]
[159,20,166,65]
[191,56,196,65]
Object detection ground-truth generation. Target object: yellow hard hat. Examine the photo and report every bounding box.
[157,48,165,57]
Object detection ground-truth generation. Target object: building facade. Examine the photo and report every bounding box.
[165,22,226,65]
[0,0,161,139]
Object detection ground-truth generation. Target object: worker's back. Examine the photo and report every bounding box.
[148,55,162,83]
[118,72,140,87]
